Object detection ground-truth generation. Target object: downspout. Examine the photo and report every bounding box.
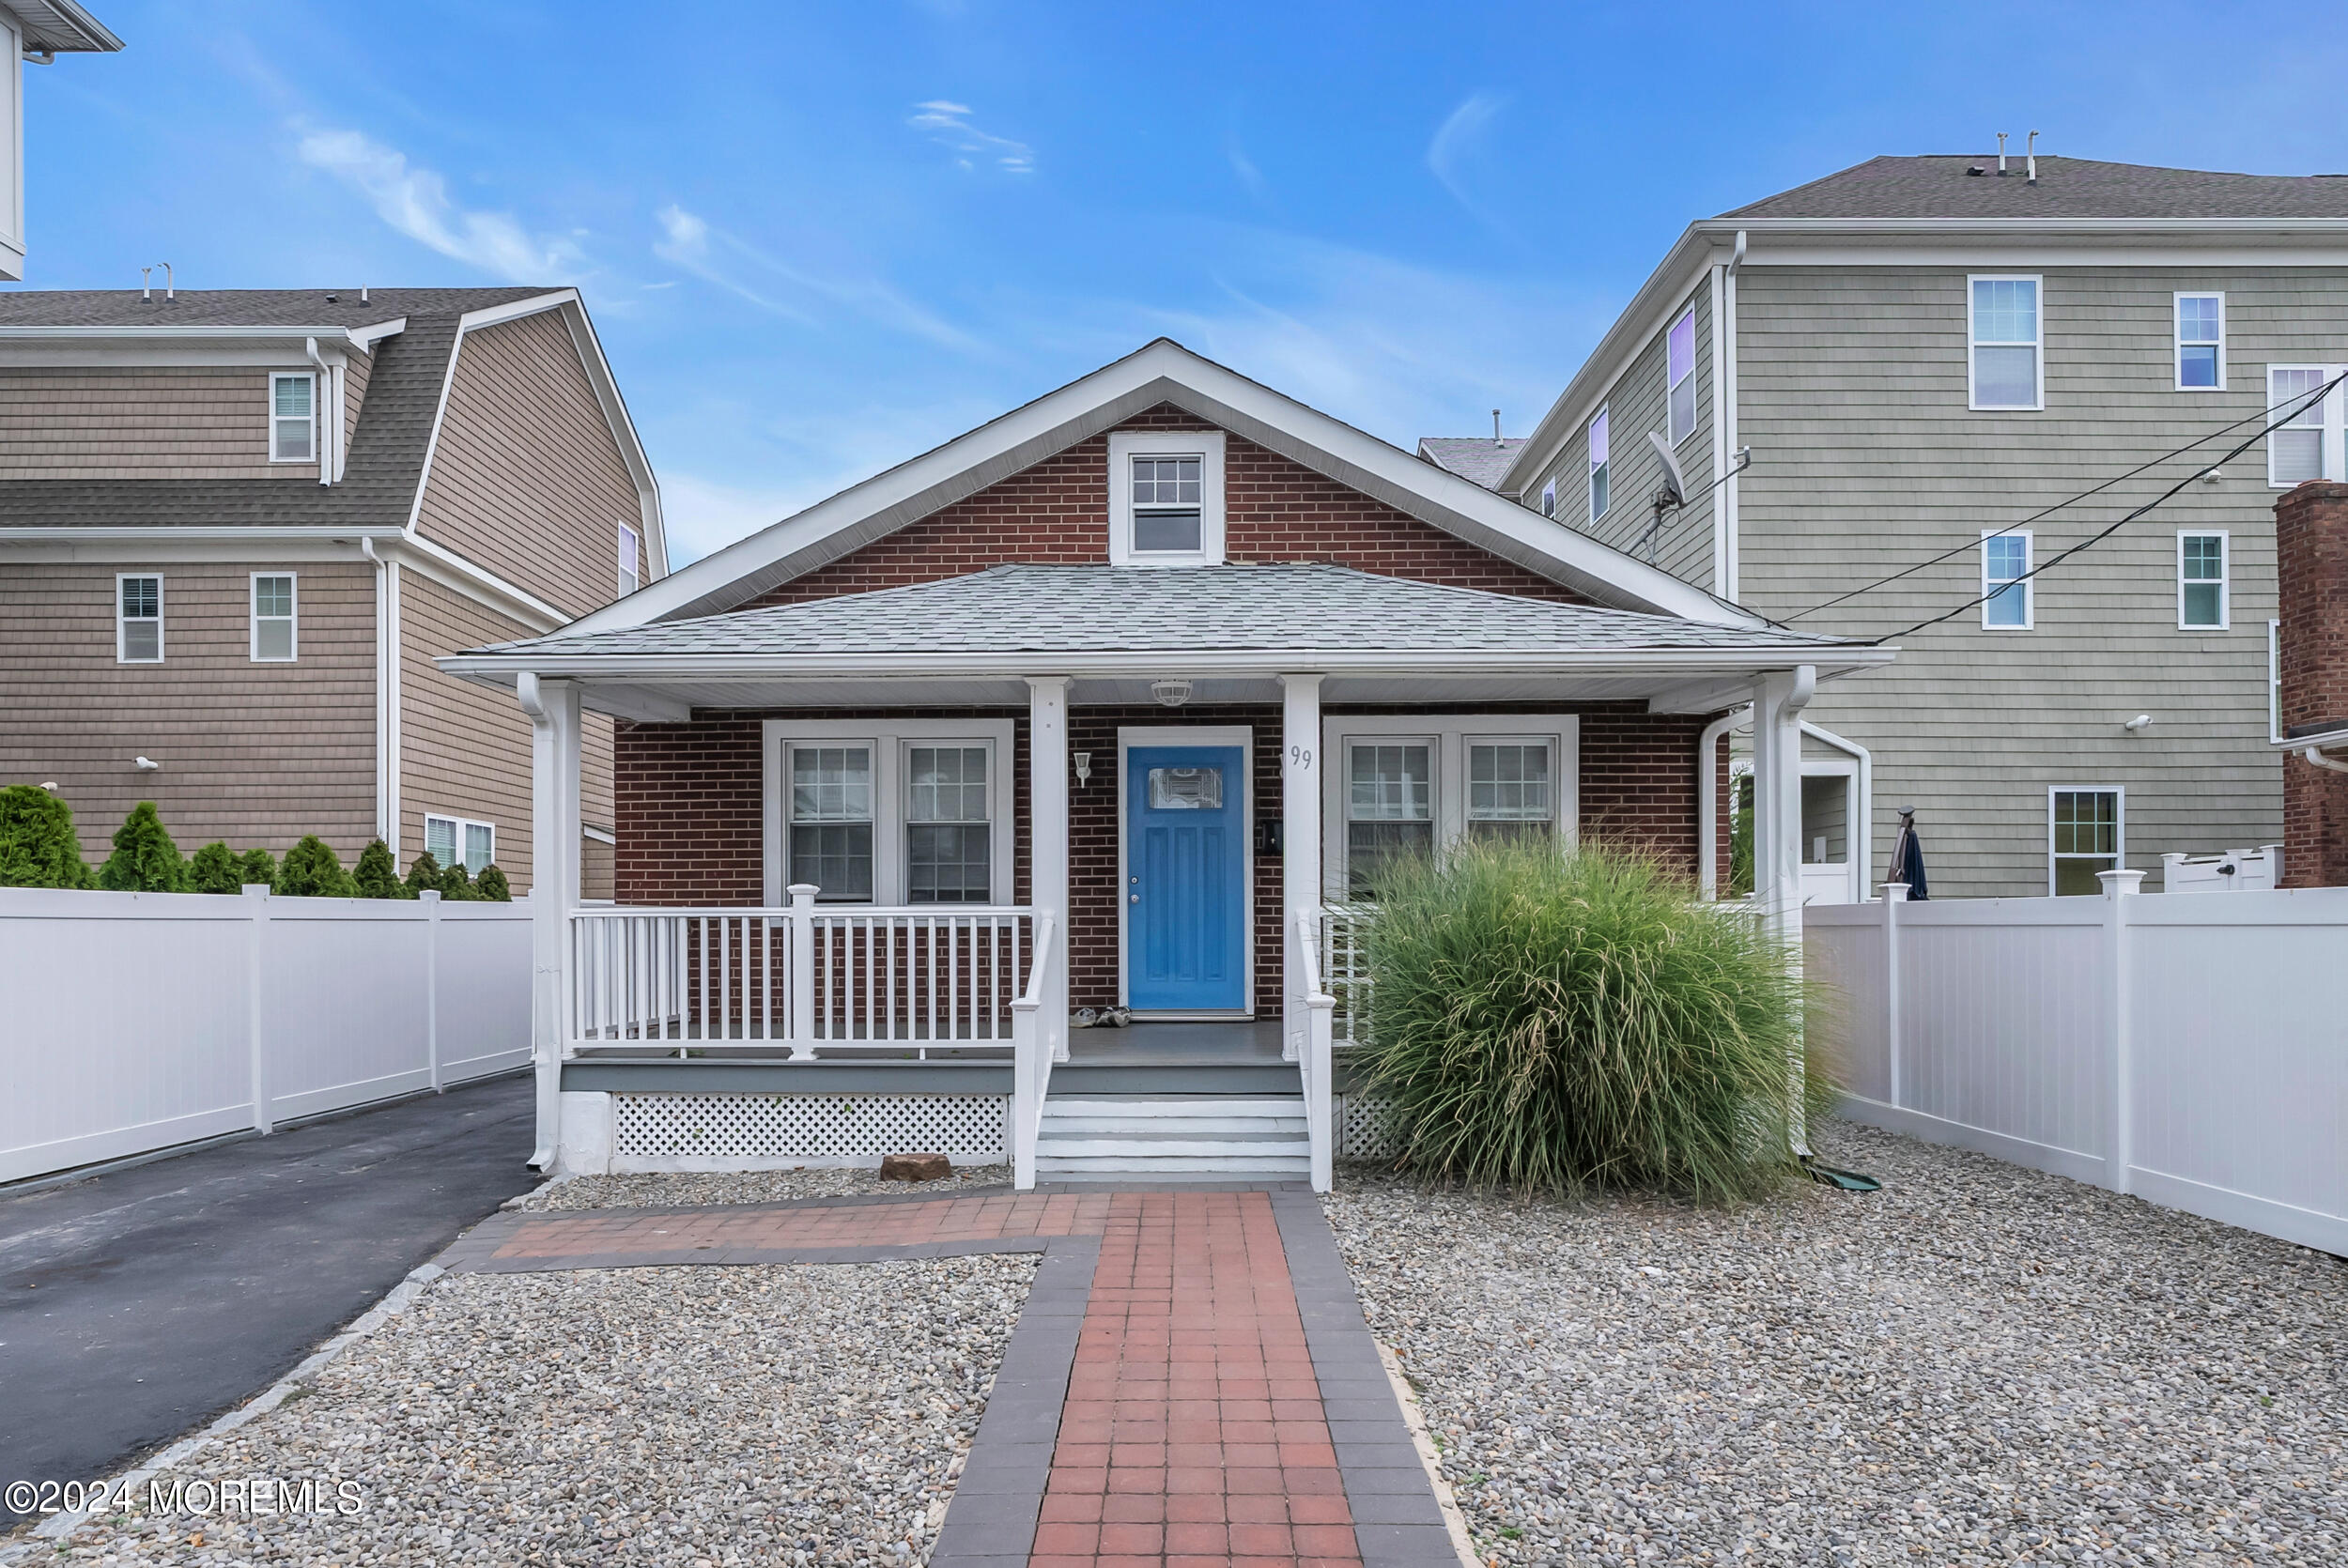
[1697,704,1752,899]
[304,337,338,485]
[516,671,559,1174]
[1799,721,1874,900]
[1721,230,1746,601]
[2304,746,2348,775]
[361,538,391,847]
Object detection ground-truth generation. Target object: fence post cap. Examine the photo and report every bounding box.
[2096,869,2147,898]
[786,884,819,907]
[1881,881,1909,902]
[421,888,441,904]
[240,883,270,899]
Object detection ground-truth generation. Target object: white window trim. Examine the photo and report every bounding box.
[1967,273,2045,412]
[2047,786,2124,898]
[1115,724,1255,1016]
[1981,529,2033,631]
[2266,363,2347,487]
[1587,405,1611,520]
[1318,714,1582,899]
[2172,291,2225,392]
[116,572,162,664]
[761,717,1016,906]
[250,571,298,662]
[2175,530,2229,631]
[424,813,496,874]
[268,371,317,465]
[1107,428,1226,567]
[1539,477,1556,517]
[1665,306,1698,445]
[617,522,641,597]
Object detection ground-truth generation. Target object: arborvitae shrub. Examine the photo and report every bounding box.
[98,801,186,892]
[473,864,513,901]
[275,835,354,898]
[352,838,406,899]
[439,862,476,901]
[403,851,444,898]
[236,846,278,888]
[0,784,92,888]
[187,841,244,894]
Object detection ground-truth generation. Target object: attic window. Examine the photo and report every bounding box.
[270,373,316,463]
[1107,429,1226,567]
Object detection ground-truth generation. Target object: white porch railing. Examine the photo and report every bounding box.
[1294,907,1337,1191]
[1010,914,1058,1190]
[1319,902,1374,1048]
[569,887,1033,1056]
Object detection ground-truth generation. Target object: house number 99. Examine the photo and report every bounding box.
[1288,745,1313,771]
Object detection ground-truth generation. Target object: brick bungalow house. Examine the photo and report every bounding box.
[441,340,1890,1188]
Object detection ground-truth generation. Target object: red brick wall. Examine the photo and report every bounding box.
[748,405,1594,607]
[2277,480,2348,887]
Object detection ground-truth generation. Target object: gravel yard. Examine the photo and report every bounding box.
[46,1255,1034,1566]
[1326,1122,2348,1567]
[524,1164,1012,1210]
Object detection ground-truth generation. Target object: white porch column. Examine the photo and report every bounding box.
[1751,666,1814,1152]
[1027,676,1072,1064]
[1279,673,1323,1063]
[519,672,582,1173]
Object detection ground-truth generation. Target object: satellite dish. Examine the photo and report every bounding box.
[1645,430,1688,506]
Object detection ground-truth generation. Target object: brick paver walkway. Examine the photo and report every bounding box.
[448,1186,1447,1568]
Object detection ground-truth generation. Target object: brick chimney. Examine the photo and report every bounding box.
[2276,480,2348,887]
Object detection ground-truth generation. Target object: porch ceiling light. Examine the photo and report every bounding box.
[1150,678,1194,708]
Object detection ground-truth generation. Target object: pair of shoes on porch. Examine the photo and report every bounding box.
[1069,1006,1133,1030]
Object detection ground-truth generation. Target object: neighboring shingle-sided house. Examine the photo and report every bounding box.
[0,286,668,892]
[440,338,1889,1188]
[0,2,123,280]
[1497,152,2348,899]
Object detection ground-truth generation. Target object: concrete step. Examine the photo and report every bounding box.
[1036,1133,1306,1158]
[1037,1152,1312,1175]
[1043,1117,1308,1137]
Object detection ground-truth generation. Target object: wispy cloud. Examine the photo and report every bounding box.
[1426,91,1509,227]
[908,100,1035,175]
[295,127,580,282]
[653,203,981,351]
[1226,133,1271,206]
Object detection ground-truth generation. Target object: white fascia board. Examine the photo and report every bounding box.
[2276,724,2348,750]
[0,524,405,544]
[383,532,568,630]
[0,325,381,343]
[569,338,1751,635]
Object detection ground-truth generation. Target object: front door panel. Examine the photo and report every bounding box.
[1125,745,1246,1011]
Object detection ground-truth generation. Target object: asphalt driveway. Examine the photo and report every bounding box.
[0,1073,537,1526]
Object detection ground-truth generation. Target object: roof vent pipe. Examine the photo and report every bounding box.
[2025,131,2040,184]
[1996,132,2008,175]
[139,262,174,302]
[1491,408,1503,445]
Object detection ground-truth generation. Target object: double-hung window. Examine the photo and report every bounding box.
[1969,276,2043,410]
[1107,429,1225,566]
[2178,532,2227,630]
[1587,406,1611,520]
[2174,294,2224,391]
[787,745,877,901]
[617,523,641,597]
[2049,789,2122,897]
[2268,365,2345,486]
[1665,308,1697,443]
[1343,742,1433,895]
[1464,739,1556,845]
[904,746,991,903]
[768,720,1012,905]
[116,574,162,663]
[251,573,297,661]
[269,373,316,463]
[1324,718,1579,899]
[1982,531,2032,629]
[425,813,496,875]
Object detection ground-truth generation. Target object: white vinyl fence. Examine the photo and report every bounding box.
[1807,879,2348,1254]
[1,884,532,1185]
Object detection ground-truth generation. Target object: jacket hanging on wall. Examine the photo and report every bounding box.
[1887,810,1929,900]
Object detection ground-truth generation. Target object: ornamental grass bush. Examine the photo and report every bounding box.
[1350,838,1831,1203]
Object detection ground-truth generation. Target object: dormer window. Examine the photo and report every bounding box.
[270,373,316,463]
[1108,429,1225,566]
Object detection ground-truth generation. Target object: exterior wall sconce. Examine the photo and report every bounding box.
[1150,679,1193,708]
[1074,751,1092,787]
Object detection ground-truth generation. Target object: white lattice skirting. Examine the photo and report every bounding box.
[1335,1093,1401,1161]
[611,1092,1009,1171]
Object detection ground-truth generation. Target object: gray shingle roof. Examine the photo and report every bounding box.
[0,285,548,328]
[471,563,1850,660]
[1723,155,2348,221]
[1416,438,1526,490]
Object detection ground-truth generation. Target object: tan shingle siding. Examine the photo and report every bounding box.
[0,366,320,479]
[413,308,640,617]
[0,561,375,859]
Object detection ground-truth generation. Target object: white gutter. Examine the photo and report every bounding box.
[2304,746,2348,776]
[304,336,339,485]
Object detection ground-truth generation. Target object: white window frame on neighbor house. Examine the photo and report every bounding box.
[1319,715,1581,899]
[249,572,297,661]
[268,372,317,464]
[616,522,641,597]
[1539,477,1556,517]
[1968,274,2044,411]
[2173,292,2225,392]
[116,573,162,663]
[2176,531,2228,631]
[1981,530,2033,629]
[2047,786,2124,898]
[1587,406,1611,519]
[1107,428,1226,567]
[1666,307,1698,444]
[761,717,1016,907]
[425,813,496,875]
[2267,364,2346,486]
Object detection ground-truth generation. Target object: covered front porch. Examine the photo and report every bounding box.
[447,565,1889,1191]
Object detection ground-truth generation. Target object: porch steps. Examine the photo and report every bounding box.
[1035,1094,1310,1177]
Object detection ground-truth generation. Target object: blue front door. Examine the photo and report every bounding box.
[1125,746,1247,1012]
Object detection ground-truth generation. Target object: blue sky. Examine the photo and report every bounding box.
[18,1,2348,562]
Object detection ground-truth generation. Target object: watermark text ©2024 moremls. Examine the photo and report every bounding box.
[8,1475,366,1518]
